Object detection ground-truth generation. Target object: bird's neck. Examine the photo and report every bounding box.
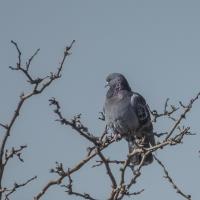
[106,84,131,99]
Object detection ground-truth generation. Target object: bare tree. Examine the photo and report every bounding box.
[0,40,74,200]
[0,41,199,200]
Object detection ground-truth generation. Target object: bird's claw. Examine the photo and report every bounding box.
[112,133,122,141]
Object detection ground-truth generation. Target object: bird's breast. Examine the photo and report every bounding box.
[105,96,139,133]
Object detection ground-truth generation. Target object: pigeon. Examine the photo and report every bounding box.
[104,73,155,165]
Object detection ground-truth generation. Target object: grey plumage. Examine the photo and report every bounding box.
[104,73,155,165]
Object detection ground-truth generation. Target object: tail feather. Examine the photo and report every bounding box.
[127,134,155,166]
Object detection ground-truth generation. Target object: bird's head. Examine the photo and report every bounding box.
[105,73,131,91]
[105,73,132,98]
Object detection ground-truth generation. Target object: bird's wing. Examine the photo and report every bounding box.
[130,92,151,125]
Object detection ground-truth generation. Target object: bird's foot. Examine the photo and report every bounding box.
[112,132,122,141]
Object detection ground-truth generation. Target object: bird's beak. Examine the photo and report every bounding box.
[105,82,109,88]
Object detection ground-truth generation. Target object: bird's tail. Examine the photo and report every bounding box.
[127,133,155,166]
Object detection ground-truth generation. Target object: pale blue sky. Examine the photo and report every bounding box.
[0,0,200,199]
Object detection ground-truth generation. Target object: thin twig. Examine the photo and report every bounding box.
[34,139,114,200]
[4,145,27,166]
[61,169,97,200]
[97,149,117,189]
[154,156,191,200]
[49,98,99,145]
[165,92,200,140]
[0,40,74,199]
[26,48,40,71]
[5,176,37,200]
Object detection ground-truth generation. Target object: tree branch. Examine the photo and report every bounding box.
[0,40,74,199]
[154,156,191,200]
[97,149,117,189]
[61,170,98,200]
[4,176,37,200]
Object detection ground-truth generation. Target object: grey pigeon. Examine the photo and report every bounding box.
[104,73,155,165]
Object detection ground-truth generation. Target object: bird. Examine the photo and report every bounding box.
[104,73,155,166]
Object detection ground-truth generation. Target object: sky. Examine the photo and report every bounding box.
[0,0,200,199]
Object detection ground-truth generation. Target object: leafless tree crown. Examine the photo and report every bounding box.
[0,41,199,200]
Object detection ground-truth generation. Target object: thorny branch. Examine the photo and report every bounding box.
[61,170,97,200]
[1,40,199,200]
[154,156,191,200]
[4,145,27,166]
[150,98,179,122]
[165,92,200,140]
[34,99,116,200]
[0,40,74,199]
[34,91,200,200]
[97,149,117,189]
[92,159,124,168]
[3,176,37,200]
[49,98,99,145]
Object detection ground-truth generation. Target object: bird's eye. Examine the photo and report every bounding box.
[117,78,121,82]
[105,81,109,88]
